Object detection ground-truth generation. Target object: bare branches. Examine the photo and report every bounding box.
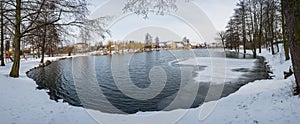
[79,16,111,44]
[225,0,282,58]
[123,0,177,18]
[2,0,92,77]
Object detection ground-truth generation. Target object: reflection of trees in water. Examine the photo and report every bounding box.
[46,65,59,102]
[27,61,67,103]
[36,65,59,102]
[26,51,269,114]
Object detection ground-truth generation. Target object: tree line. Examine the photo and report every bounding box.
[220,0,282,58]
[219,0,300,94]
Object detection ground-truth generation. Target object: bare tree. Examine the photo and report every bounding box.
[145,33,152,46]
[239,0,247,58]
[80,17,110,46]
[9,0,23,77]
[123,0,177,18]
[216,31,226,50]
[282,0,300,95]
[4,0,89,77]
[257,0,264,53]
[225,0,283,58]
[0,0,5,66]
[246,0,259,58]
[155,36,160,50]
[280,0,290,60]
[263,0,278,55]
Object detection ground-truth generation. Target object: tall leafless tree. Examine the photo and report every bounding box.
[123,0,177,18]
[216,31,226,51]
[280,0,290,60]
[3,0,90,77]
[238,0,248,58]
[282,0,300,95]
[225,0,283,59]
[0,0,5,66]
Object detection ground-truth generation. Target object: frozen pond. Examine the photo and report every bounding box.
[27,49,269,114]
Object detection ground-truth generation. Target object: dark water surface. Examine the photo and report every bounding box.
[27,49,269,114]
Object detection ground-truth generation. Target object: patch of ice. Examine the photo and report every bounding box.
[177,57,256,84]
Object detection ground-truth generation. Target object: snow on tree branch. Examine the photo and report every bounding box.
[122,0,178,18]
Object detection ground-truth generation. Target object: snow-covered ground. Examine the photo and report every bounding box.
[0,48,299,124]
[0,57,98,124]
[177,49,300,124]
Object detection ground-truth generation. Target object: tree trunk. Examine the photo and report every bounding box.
[48,47,51,57]
[5,40,9,52]
[248,0,257,59]
[0,0,5,66]
[258,27,262,53]
[50,44,54,57]
[281,0,290,60]
[269,7,275,55]
[40,36,46,63]
[242,5,247,58]
[258,2,263,53]
[40,20,47,63]
[9,0,21,78]
[270,34,275,55]
[283,0,300,95]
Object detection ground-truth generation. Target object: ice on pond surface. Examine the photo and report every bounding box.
[177,57,257,83]
[26,49,269,114]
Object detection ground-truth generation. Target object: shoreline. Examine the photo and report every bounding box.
[26,49,271,114]
[0,47,299,124]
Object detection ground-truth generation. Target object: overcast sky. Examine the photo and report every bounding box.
[86,0,238,44]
